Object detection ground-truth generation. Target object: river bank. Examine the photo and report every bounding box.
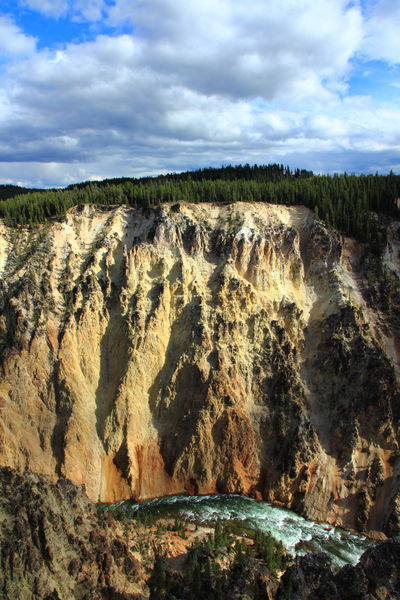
[105,493,374,567]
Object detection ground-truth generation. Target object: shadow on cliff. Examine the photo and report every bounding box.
[148,297,210,478]
[94,293,131,451]
[51,359,73,476]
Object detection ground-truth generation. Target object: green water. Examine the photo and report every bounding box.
[109,494,374,567]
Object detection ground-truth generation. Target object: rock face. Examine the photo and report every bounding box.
[0,467,146,599]
[278,540,400,599]
[2,467,400,600]
[0,202,400,534]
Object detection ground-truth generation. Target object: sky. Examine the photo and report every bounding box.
[0,0,399,187]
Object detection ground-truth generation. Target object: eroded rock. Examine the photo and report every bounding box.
[0,203,399,534]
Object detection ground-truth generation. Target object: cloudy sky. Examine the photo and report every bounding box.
[0,0,399,187]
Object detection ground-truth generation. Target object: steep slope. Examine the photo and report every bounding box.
[0,467,146,599]
[3,467,400,600]
[0,202,399,534]
[277,540,400,600]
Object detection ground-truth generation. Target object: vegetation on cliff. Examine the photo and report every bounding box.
[148,522,287,600]
[2,468,400,600]
[0,164,399,250]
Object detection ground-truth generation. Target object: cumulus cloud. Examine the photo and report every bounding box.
[362,0,400,64]
[0,15,36,56]
[106,0,363,101]
[0,0,399,186]
[20,0,106,21]
[20,0,69,18]
[73,0,105,22]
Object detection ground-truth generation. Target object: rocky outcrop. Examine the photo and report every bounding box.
[2,466,400,600]
[278,539,400,599]
[0,202,399,534]
[0,467,146,599]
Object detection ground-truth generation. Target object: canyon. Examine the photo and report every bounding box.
[3,467,400,600]
[0,201,399,536]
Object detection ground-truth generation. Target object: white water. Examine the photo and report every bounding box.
[110,494,374,568]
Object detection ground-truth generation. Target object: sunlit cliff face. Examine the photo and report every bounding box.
[0,201,399,536]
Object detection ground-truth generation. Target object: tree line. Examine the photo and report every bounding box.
[0,164,399,251]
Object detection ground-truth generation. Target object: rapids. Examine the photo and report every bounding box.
[109,494,374,567]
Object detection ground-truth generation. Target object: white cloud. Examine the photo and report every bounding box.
[362,0,400,64]
[72,0,105,22]
[0,0,399,186]
[20,0,106,21]
[105,0,363,102]
[0,15,36,56]
[20,0,69,18]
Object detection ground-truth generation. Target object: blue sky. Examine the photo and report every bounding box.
[1,0,131,48]
[0,0,399,187]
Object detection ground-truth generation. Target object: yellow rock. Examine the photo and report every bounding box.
[0,202,399,535]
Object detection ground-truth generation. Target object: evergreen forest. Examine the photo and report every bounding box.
[0,164,399,251]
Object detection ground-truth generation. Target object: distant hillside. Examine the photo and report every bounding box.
[67,163,314,189]
[0,184,46,202]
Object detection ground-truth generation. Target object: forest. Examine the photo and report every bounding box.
[0,164,399,251]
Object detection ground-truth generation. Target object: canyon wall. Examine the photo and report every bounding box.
[0,201,399,535]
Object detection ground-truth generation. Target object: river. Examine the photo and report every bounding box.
[108,493,374,567]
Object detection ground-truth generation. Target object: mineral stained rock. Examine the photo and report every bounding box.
[0,202,399,534]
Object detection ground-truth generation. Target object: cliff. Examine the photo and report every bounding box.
[0,201,399,534]
[0,467,147,599]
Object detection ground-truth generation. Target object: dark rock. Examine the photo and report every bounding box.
[0,467,145,599]
[277,539,400,600]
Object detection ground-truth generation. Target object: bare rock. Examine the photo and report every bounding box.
[0,203,400,534]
